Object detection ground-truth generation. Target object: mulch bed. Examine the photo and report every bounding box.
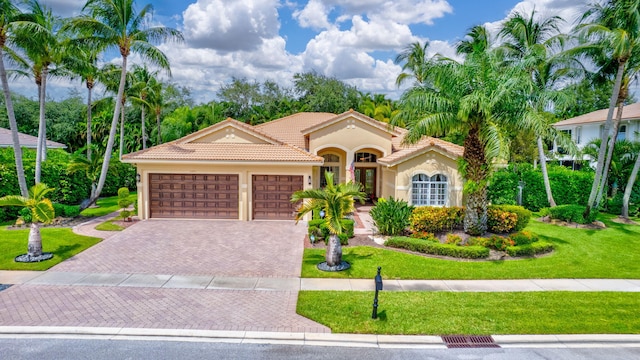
[108,218,140,229]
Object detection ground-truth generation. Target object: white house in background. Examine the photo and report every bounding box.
[551,102,640,167]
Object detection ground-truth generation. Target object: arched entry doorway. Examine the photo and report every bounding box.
[353,151,379,201]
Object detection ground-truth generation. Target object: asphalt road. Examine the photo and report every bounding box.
[1,338,639,360]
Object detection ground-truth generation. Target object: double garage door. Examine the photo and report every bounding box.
[149,173,302,220]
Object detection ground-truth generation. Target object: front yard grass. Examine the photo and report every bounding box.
[0,226,101,270]
[297,291,640,335]
[80,192,137,218]
[94,220,124,231]
[301,214,640,279]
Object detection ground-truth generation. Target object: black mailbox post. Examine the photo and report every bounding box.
[372,266,383,319]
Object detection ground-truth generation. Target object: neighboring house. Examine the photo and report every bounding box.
[122,110,464,221]
[0,127,66,149]
[552,103,640,166]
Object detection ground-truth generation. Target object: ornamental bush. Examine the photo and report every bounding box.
[508,230,537,246]
[370,197,413,236]
[492,204,531,231]
[506,241,554,257]
[385,236,489,259]
[544,204,598,224]
[409,206,464,233]
[486,207,518,233]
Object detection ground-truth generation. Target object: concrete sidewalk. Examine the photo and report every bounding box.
[1,271,639,292]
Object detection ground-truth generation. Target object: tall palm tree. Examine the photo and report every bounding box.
[129,64,157,149]
[0,183,55,261]
[576,0,640,216]
[12,0,69,184]
[291,172,364,268]
[67,0,182,208]
[147,76,166,144]
[622,147,640,218]
[394,26,525,235]
[499,10,576,208]
[394,41,431,87]
[0,0,28,197]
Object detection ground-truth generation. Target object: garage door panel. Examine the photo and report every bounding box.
[252,175,303,220]
[149,174,238,219]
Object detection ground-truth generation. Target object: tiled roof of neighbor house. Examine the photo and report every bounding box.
[553,102,640,127]
[176,118,285,145]
[255,112,336,148]
[122,143,323,162]
[379,136,464,166]
[0,127,66,149]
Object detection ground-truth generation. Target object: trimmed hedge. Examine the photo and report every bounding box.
[486,207,518,233]
[385,236,489,259]
[489,204,531,232]
[542,204,598,224]
[409,206,464,233]
[52,203,81,218]
[505,241,554,257]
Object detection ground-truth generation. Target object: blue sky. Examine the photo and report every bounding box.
[28,0,585,103]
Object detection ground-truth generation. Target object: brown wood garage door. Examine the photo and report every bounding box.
[149,174,239,219]
[252,175,303,220]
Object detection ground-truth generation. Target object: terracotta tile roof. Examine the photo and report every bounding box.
[379,136,464,166]
[175,118,284,145]
[122,143,323,163]
[0,127,66,149]
[301,109,404,136]
[255,112,337,148]
[554,102,640,127]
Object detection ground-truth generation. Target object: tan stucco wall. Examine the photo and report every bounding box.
[308,118,393,157]
[391,150,463,206]
[191,128,268,144]
[133,162,313,221]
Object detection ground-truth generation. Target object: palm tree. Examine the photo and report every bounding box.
[291,172,365,269]
[499,10,576,208]
[129,64,158,149]
[147,76,166,144]
[394,26,525,235]
[12,0,69,184]
[0,0,28,197]
[394,41,431,87]
[67,0,182,209]
[622,148,640,218]
[0,183,55,261]
[576,0,640,216]
[67,145,104,200]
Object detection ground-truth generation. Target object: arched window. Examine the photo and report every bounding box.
[412,174,447,206]
[355,152,377,163]
[320,154,340,187]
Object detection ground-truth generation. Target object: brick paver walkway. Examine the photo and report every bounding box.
[0,218,330,333]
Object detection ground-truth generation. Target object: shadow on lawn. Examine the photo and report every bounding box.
[50,243,82,260]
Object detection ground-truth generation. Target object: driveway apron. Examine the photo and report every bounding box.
[0,220,329,333]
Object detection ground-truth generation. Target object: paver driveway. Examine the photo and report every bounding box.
[54,220,306,277]
[0,220,329,333]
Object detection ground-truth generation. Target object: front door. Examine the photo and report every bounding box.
[354,168,376,200]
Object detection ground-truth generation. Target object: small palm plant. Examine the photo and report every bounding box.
[0,183,55,262]
[291,172,365,270]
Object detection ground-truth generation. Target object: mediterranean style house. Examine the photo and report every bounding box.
[552,102,640,166]
[122,110,464,221]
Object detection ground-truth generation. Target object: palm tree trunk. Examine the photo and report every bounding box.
[27,222,43,257]
[119,103,125,159]
[35,68,48,184]
[0,47,28,197]
[538,136,556,207]
[141,107,146,149]
[621,153,640,219]
[462,125,488,235]
[595,100,624,207]
[156,111,161,144]
[86,82,93,161]
[326,234,343,267]
[87,55,128,208]
[585,60,625,217]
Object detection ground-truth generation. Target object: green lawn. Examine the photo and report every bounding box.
[0,226,101,270]
[95,220,124,231]
[302,214,640,279]
[80,193,137,218]
[297,291,640,335]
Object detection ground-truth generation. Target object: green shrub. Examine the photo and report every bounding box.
[370,197,413,236]
[467,236,491,247]
[385,237,489,259]
[307,219,355,241]
[63,205,80,218]
[19,207,32,224]
[410,231,437,240]
[491,205,531,231]
[445,233,463,245]
[486,207,518,233]
[52,203,66,218]
[508,230,538,246]
[506,241,554,257]
[607,191,640,217]
[338,233,349,245]
[487,234,514,251]
[546,204,598,224]
[117,187,133,210]
[409,206,464,233]
[487,170,519,205]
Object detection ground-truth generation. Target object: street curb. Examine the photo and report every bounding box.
[1,327,639,348]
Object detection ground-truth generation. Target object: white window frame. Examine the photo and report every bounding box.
[412,174,448,206]
[617,125,627,141]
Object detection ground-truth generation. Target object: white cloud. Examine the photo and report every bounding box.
[182,0,281,52]
[36,0,84,17]
[292,0,332,30]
